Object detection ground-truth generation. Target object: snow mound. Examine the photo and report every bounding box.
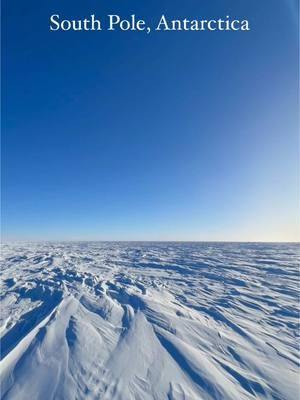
[1,242,299,400]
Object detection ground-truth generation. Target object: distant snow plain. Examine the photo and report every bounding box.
[1,242,299,400]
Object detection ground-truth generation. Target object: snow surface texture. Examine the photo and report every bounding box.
[1,242,299,400]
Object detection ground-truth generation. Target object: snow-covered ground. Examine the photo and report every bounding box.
[1,242,299,400]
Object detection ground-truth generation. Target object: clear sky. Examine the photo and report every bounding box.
[2,0,299,242]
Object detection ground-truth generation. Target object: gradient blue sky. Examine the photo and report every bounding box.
[2,0,299,241]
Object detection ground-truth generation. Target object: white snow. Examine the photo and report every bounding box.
[1,242,299,399]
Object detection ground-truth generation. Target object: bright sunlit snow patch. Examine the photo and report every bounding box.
[1,242,299,400]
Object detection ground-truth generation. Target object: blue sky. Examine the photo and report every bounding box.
[2,0,299,241]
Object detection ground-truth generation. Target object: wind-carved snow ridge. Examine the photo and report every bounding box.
[0,242,299,400]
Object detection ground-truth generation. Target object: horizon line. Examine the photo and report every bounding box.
[1,239,299,244]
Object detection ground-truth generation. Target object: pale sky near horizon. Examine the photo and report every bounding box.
[2,0,299,242]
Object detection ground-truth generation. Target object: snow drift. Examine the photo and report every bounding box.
[1,242,299,400]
